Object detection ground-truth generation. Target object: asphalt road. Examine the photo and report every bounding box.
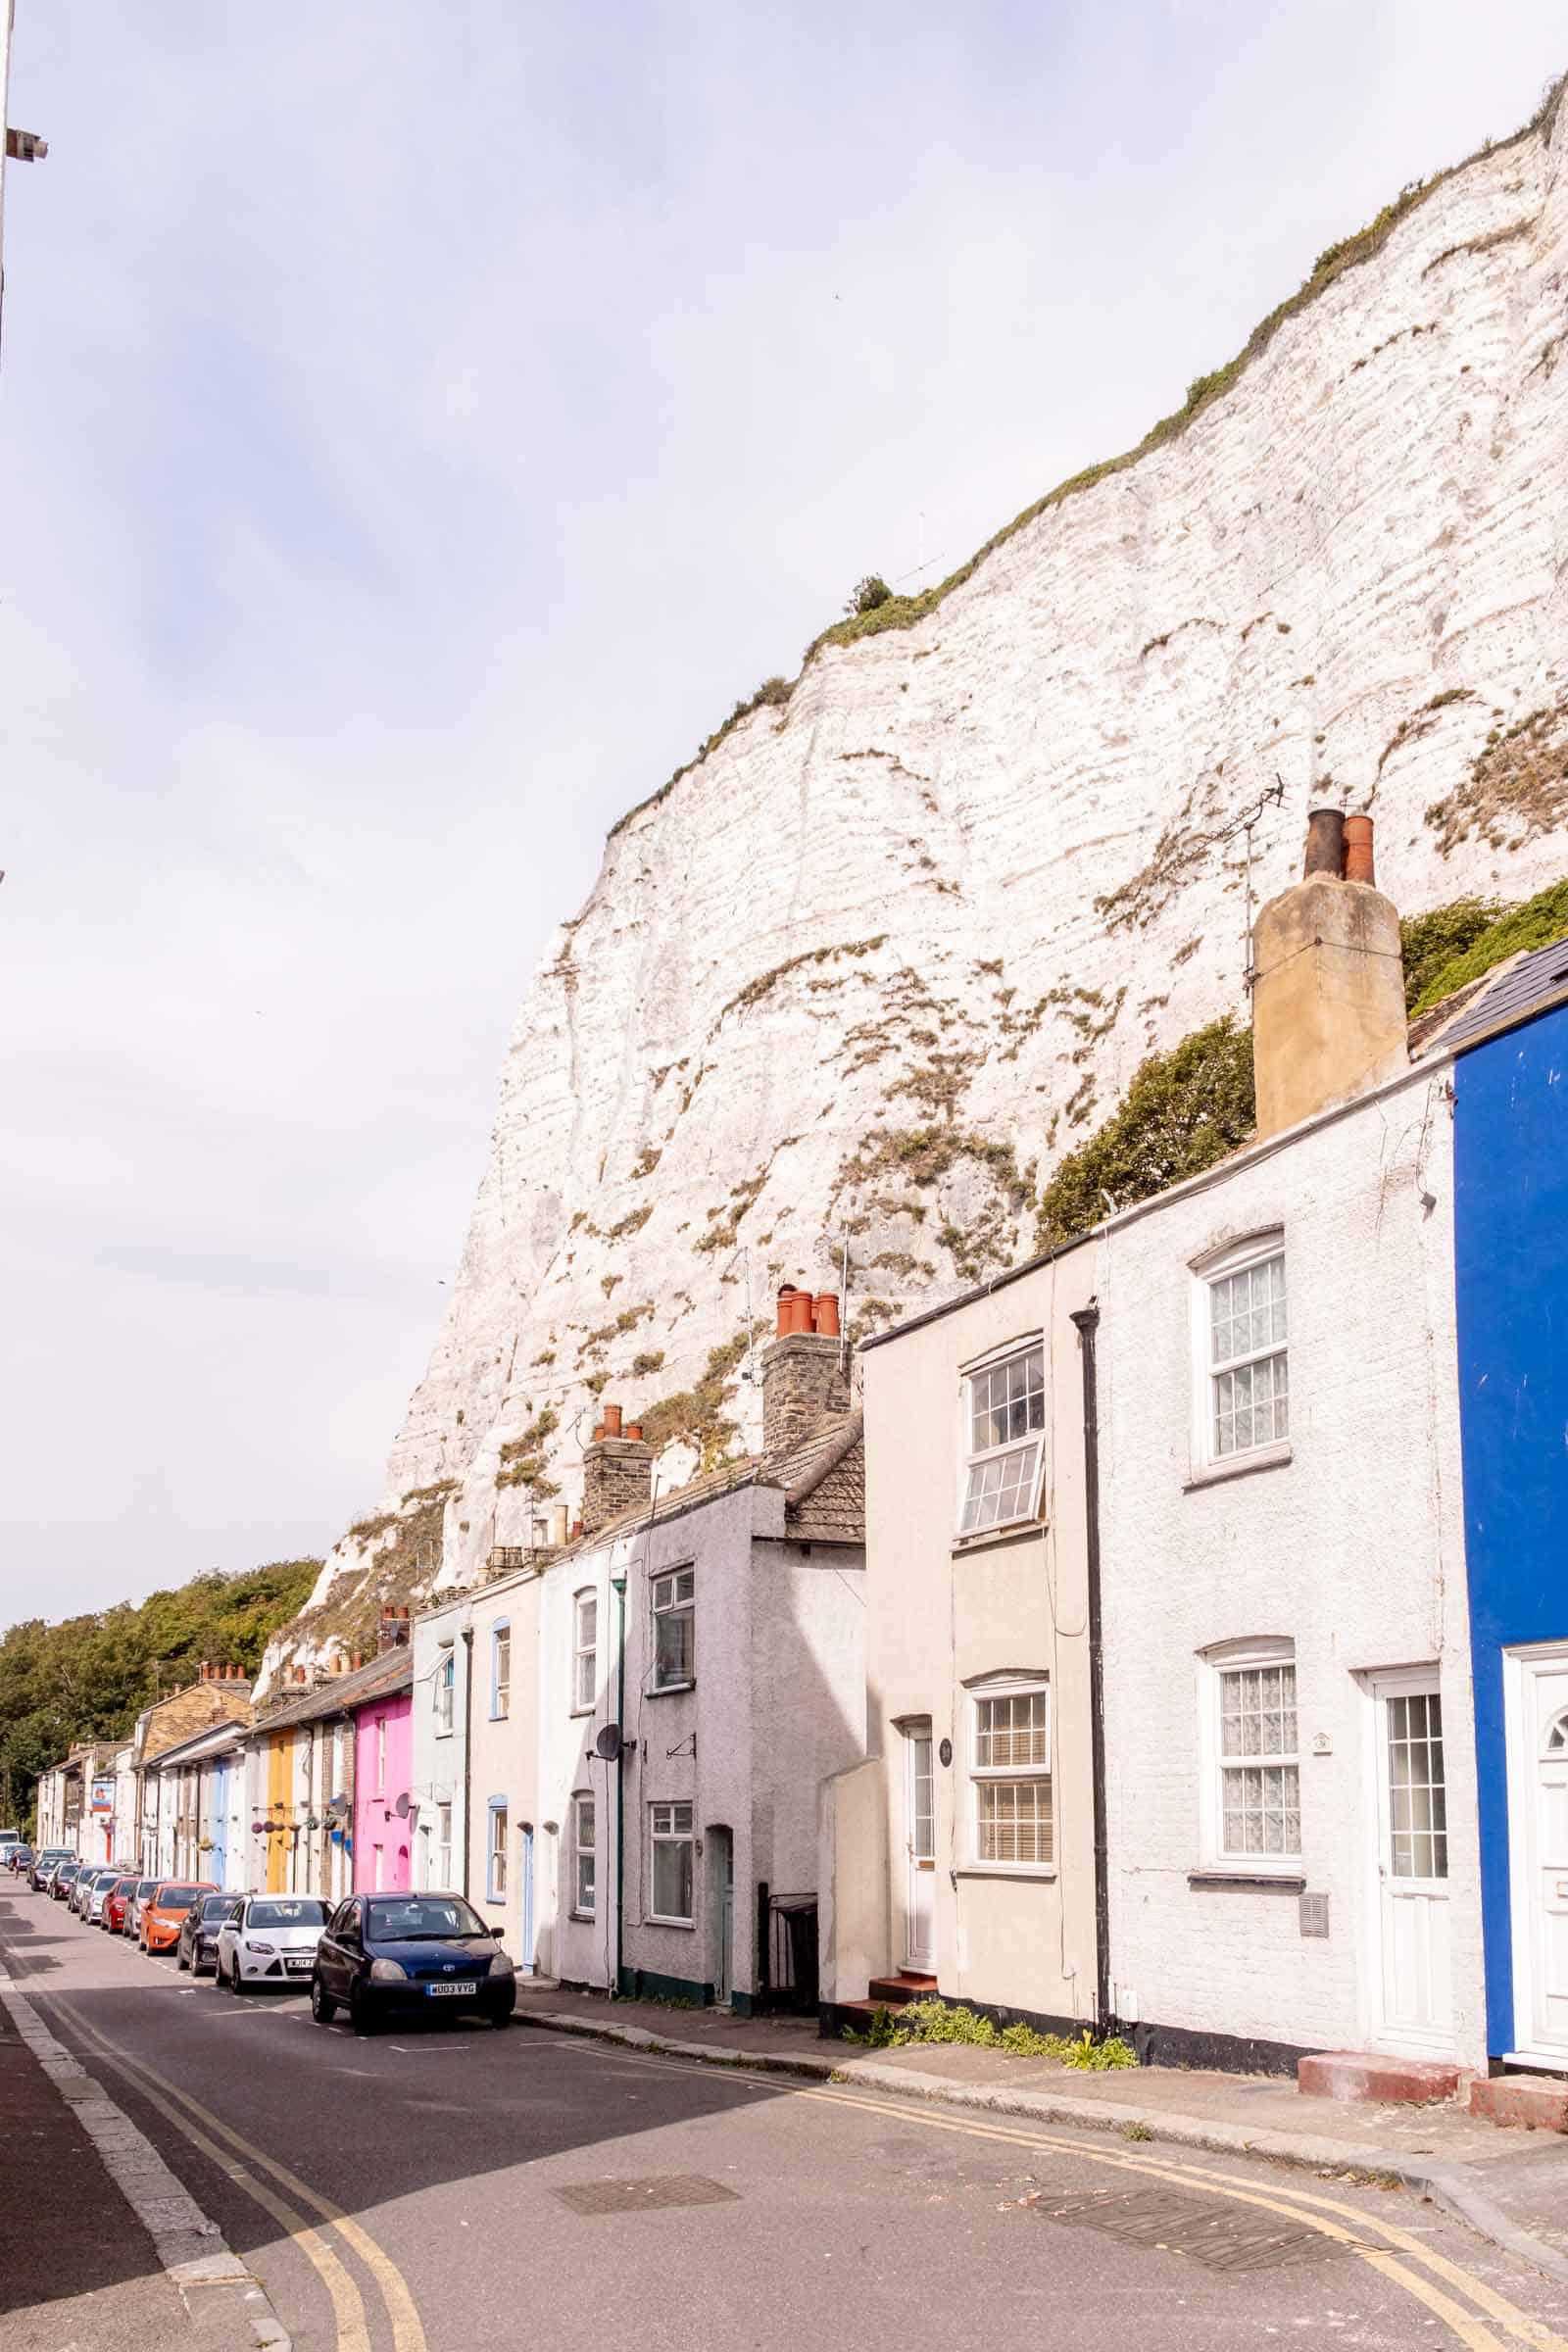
[5,1885,1568,2352]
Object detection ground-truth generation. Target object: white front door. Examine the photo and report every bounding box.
[904,1728,935,1971]
[1508,1651,1568,2063]
[1371,1676,1452,2052]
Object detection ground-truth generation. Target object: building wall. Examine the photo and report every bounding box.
[468,1575,540,1964]
[353,1693,414,1893]
[1098,1064,1484,2069]
[846,1250,1100,2028]
[266,1736,289,1892]
[411,1600,472,1899]
[536,1543,616,1989]
[1453,1001,1568,2056]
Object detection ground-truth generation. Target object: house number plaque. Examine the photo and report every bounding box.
[938,1738,953,1768]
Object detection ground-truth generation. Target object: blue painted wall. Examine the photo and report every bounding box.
[1453,1000,1568,2055]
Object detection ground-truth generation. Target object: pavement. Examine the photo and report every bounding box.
[510,1980,1568,2283]
[6,1885,1568,2352]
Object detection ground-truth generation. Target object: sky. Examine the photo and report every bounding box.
[1,3,1562,1632]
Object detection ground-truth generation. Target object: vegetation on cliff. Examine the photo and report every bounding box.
[0,1557,320,1830]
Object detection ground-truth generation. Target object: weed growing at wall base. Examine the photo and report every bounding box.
[844,1997,1137,2068]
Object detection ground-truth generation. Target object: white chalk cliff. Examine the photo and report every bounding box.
[280,86,1568,1664]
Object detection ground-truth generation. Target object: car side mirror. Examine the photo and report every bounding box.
[490,1925,505,1939]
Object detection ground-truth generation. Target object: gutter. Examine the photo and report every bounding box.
[1070,1300,1112,2040]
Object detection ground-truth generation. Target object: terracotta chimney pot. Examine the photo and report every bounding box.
[624,1421,643,1442]
[812,1292,841,1338]
[602,1403,623,1439]
[775,1284,798,1339]
[785,1287,814,1336]
[1343,812,1376,885]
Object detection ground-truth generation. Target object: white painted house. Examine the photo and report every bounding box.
[824,812,1487,2073]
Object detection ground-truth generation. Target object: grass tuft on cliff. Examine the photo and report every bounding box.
[1033,1017,1255,1253]
[1403,878,1568,1015]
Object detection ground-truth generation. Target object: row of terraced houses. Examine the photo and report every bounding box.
[37,815,1568,2089]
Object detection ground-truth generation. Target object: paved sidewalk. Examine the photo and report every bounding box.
[512,1980,1568,2286]
[0,1974,285,2352]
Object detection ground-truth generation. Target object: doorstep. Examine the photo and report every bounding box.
[1298,2050,1463,2106]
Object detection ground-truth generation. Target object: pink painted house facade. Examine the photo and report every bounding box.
[350,1652,415,1894]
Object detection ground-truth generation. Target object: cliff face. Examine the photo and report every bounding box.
[274,88,1568,1672]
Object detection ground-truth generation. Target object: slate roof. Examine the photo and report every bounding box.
[534,1409,867,1562]
[1414,937,1568,1057]
[252,1645,413,1735]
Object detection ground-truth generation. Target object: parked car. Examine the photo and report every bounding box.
[311,1892,515,2034]
[72,1866,113,1917]
[103,1875,140,1934]
[216,1894,328,1992]
[83,1868,124,1924]
[177,1892,242,1975]
[8,1844,35,1875]
[126,1878,160,1939]
[49,1862,81,1903]
[0,1829,20,1858]
[30,1851,71,1891]
[139,1881,217,1954]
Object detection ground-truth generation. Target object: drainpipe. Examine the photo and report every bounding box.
[615,1580,628,2002]
[1070,1302,1113,2039]
[461,1625,474,1900]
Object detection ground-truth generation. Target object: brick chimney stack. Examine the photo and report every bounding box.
[762,1284,850,1456]
[580,1405,654,1539]
[377,1603,410,1653]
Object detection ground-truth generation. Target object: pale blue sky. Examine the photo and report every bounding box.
[1,3,1562,1626]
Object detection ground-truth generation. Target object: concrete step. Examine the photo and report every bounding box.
[1298,2050,1461,2106]
[865,1972,938,2007]
[1469,2073,1568,2132]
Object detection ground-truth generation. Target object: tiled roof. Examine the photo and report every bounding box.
[1416,938,1568,1056]
[253,1646,412,1734]
[542,1409,866,1560]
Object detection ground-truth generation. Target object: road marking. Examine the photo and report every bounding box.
[50,1994,427,2352]
[548,2037,1563,2352]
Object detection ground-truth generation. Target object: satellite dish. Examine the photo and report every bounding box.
[394,1792,411,1818]
[594,1725,623,1762]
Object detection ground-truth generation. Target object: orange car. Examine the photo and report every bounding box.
[140,1880,218,1953]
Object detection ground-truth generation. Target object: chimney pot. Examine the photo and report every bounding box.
[1343,812,1375,886]
[570,1517,583,1541]
[785,1287,814,1336]
[624,1421,643,1441]
[775,1284,798,1339]
[602,1403,622,1439]
[551,1502,569,1546]
[812,1291,841,1338]
[1302,807,1346,879]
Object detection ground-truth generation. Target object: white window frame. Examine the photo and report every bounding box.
[572,1592,598,1715]
[435,1643,455,1737]
[1197,1637,1301,1876]
[1190,1231,1290,1482]
[374,1716,387,1796]
[571,1792,595,1917]
[651,1568,695,1691]
[491,1623,511,1721]
[956,1337,1047,1539]
[434,1801,452,1889]
[967,1675,1054,1873]
[649,1799,695,1926]
[487,1801,509,1902]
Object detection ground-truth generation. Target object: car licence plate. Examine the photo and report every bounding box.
[284,1956,313,1973]
[426,1982,476,1998]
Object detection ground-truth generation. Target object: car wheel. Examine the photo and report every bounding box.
[176,1948,189,1972]
[349,1985,377,2037]
[310,1976,336,2026]
[230,1960,248,1993]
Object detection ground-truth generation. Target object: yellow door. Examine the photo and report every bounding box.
[268,1737,288,1892]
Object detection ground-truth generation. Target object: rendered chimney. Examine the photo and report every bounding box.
[580,1404,655,1539]
[762,1280,851,1455]
[551,1503,569,1546]
[1251,808,1408,1141]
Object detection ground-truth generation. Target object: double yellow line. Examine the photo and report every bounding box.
[50,1994,425,2352]
[565,2037,1567,2352]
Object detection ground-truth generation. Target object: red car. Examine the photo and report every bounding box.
[103,1874,139,1934]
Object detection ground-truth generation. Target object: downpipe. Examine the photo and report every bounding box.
[1070,1301,1113,2040]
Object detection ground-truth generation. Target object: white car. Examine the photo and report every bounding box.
[215,1893,330,1991]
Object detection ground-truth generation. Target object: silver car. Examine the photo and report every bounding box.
[82,1868,123,1924]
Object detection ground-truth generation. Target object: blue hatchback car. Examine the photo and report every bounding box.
[310,1892,515,2034]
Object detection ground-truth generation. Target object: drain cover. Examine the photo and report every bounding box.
[554,2175,739,2217]
[1038,2187,1345,2274]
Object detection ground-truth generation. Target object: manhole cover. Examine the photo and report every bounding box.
[1037,2187,1346,2274]
[553,2175,739,2217]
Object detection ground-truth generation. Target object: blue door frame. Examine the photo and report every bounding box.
[520,1825,535,1975]
[211,1760,228,1887]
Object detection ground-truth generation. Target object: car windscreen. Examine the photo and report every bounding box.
[366,1896,488,1941]
[199,1895,236,1920]
[153,1886,203,1910]
[247,1900,327,1930]
[113,1879,138,1895]
[135,1880,157,1897]
[57,1864,79,1879]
